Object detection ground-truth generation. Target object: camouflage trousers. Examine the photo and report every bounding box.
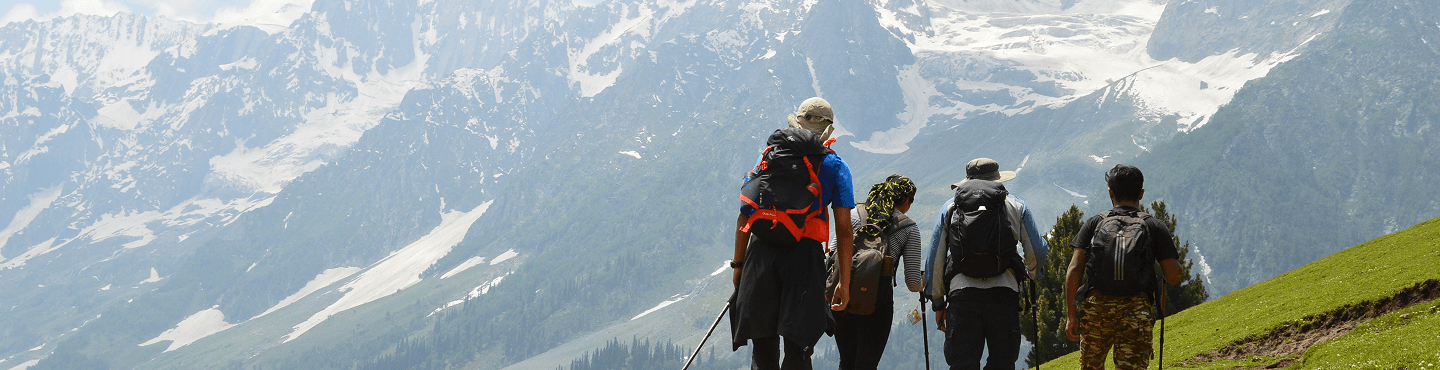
[1078,292,1154,370]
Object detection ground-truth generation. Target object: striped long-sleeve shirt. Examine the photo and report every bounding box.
[830,208,925,292]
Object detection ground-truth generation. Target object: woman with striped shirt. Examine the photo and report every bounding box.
[830,174,924,369]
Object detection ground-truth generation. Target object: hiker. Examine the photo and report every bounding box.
[1063,164,1182,370]
[923,158,1048,370]
[829,174,925,370]
[731,97,855,369]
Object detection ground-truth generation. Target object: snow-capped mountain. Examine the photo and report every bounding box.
[8,0,1427,368]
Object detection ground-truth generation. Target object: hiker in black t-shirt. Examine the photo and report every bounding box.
[1064,164,1182,370]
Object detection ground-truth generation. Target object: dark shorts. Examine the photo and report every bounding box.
[730,238,831,350]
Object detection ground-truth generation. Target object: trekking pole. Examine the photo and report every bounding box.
[920,293,932,370]
[1030,280,1040,370]
[681,302,730,370]
[1158,283,1167,370]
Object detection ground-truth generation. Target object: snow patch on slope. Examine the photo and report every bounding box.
[0,186,62,255]
[285,200,493,342]
[139,268,163,284]
[208,15,431,195]
[567,5,657,97]
[139,307,237,352]
[851,64,943,154]
[0,238,58,270]
[490,249,518,265]
[430,270,513,317]
[91,100,164,131]
[441,256,486,279]
[631,294,686,320]
[256,267,361,319]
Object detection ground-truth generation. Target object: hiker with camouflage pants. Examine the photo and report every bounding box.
[1064,164,1182,370]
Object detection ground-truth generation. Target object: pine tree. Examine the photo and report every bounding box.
[1142,201,1210,316]
[1021,205,1084,365]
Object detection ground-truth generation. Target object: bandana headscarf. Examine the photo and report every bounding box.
[860,174,917,238]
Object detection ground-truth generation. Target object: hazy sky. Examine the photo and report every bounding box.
[2,0,609,26]
[0,0,301,26]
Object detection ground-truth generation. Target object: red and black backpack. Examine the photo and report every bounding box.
[739,128,834,246]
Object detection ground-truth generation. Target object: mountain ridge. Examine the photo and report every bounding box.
[1,0,1427,368]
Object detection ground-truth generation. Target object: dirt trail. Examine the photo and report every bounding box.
[1180,279,1440,369]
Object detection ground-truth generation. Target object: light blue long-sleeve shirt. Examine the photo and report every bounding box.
[923,194,1048,309]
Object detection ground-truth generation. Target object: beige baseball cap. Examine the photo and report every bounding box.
[786,97,835,140]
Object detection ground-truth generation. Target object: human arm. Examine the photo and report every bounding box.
[733,213,749,287]
[831,205,854,311]
[924,201,950,331]
[901,225,924,292]
[1014,198,1049,279]
[1149,217,1183,286]
[1064,248,1086,341]
[1160,258,1182,285]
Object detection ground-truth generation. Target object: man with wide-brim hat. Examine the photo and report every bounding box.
[951,158,1017,189]
[923,157,1049,370]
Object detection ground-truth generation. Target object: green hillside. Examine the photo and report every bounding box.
[1043,216,1440,369]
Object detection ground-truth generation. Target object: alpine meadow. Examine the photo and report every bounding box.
[0,0,1436,369]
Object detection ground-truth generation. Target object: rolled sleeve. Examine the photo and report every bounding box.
[923,198,953,310]
[1017,198,1049,280]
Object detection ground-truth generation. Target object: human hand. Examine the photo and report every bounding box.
[935,311,946,332]
[830,283,849,311]
[1066,316,1080,342]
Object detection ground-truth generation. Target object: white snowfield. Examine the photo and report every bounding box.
[856,0,1300,153]
[133,201,497,350]
[139,307,237,352]
[285,200,493,342]
[0,186,62,266]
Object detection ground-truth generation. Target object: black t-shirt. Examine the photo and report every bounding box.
[1071,206,1180,262]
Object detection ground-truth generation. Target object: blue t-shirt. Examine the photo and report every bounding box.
[741,151,855,221]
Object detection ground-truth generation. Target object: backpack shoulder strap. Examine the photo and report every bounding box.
[855,206,869,234]
[889,213,917,233]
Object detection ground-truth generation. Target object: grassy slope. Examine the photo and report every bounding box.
[1042,216,1440,369]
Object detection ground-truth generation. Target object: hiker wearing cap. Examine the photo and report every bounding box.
[731,97,855,369]
[922,158,1048,370]
[828,174,924,370]
[1064,164,1182,370]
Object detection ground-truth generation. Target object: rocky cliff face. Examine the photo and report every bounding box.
[1148,0,1351,62]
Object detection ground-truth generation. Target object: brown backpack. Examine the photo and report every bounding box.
[825,206,915,315]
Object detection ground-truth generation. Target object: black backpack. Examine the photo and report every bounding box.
[739,128,830,245]
[825,207,916,315]
[944,180,1022,280]
[1083,209,1157,297]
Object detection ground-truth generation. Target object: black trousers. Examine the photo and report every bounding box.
[943,287,1020,370]
[751,336,814,370]
[832,280,894,370]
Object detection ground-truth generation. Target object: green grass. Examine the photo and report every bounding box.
[1303,302,1440,369]
[1042,217,1440,369]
